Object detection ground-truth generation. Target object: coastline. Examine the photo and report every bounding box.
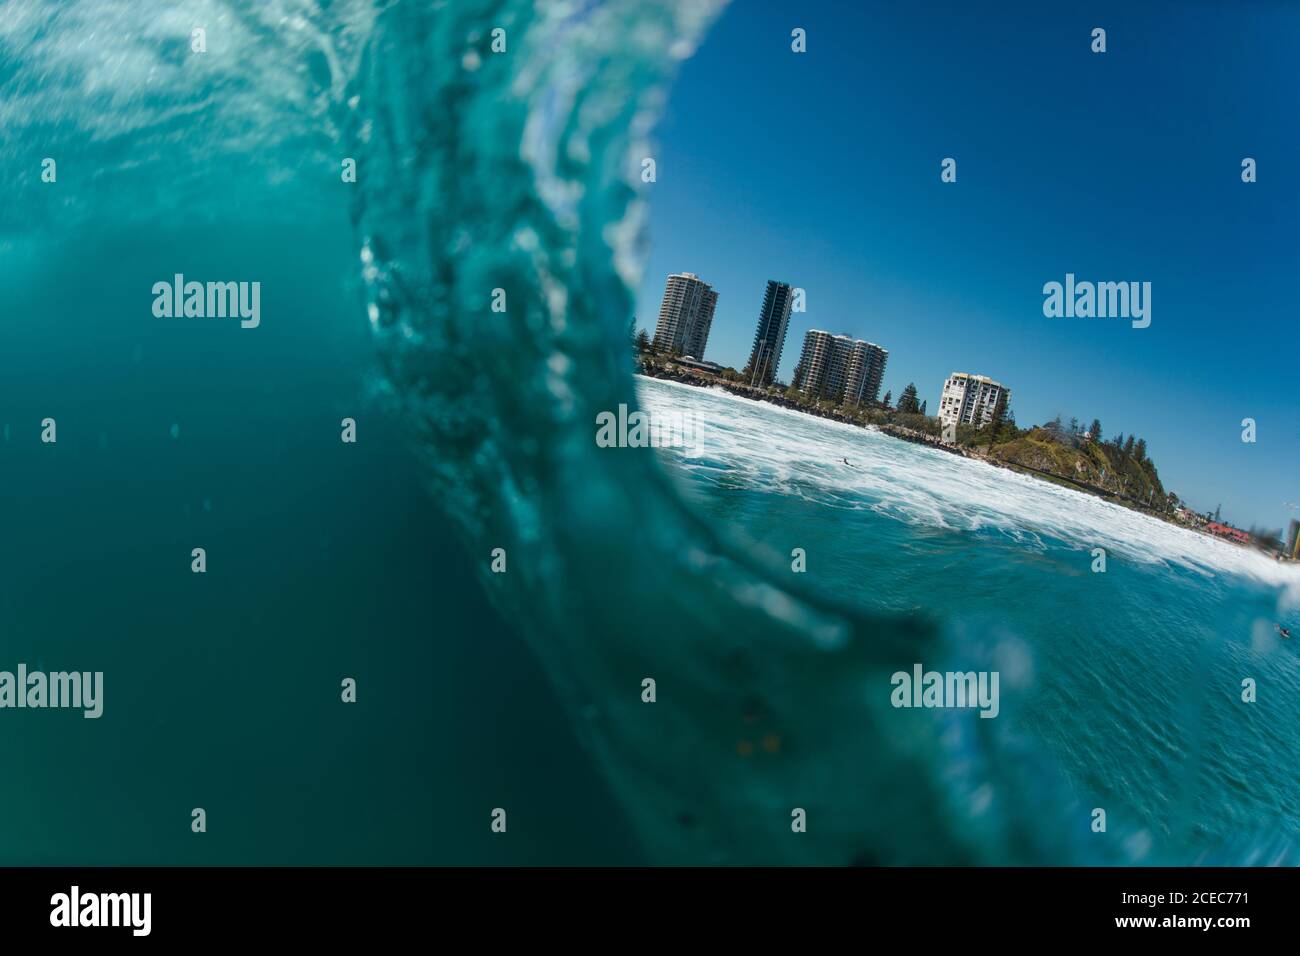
[634,358,1284,558]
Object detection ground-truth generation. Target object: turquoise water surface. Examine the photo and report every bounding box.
[2,0,1295,866]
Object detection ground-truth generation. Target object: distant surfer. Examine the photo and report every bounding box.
[1277,624,1292,640]
[842,457,851,466]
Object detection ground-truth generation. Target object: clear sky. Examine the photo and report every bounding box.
[633,0,1300,532]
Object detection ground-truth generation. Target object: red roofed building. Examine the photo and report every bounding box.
[1206,521,1251,545]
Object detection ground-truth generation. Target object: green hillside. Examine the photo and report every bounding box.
[976,425,1168,508]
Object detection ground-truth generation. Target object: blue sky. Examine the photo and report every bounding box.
[633,0,1300,531]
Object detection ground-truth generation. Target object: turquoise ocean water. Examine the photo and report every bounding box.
[1,0,1296,865]
[637,376,1300,863]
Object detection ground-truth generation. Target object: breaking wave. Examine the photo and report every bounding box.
[640,378,1300,596]
[4,0,1295,864]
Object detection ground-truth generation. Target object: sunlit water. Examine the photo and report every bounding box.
[3,0,1296,865]
[638,376,1300,861]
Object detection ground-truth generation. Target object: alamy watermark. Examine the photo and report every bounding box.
[890,663,999,718]
[152,274,261,329]
[0,664,103,718]
[595,403,705,457]
[1043,273,1150,329]
[50,886,150,936]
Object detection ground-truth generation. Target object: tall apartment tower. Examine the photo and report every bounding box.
[843,338,888,406]
[793,330,888,406]
[745,280,795,386]
[938,373,1011,428]
[651,272,718,359]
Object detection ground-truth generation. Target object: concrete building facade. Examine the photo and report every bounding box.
[938,373,1011,429]
[793,330,889,406]
[652,272,718,359]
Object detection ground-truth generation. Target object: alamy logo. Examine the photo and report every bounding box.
[595,404,704,457]
[1042,273,1150,328]
[0,664,102,718]
[890,663,1000,718]
[152,274,261,328]
[50,886,151,936]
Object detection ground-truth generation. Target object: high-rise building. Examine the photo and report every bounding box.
[938,373,1011,429]
[793,330,835,395]
[651,272,718,359]
[1287,519,1300,560]
[792,330,888,406]
[745,280,795,386]
[843,338,888,407]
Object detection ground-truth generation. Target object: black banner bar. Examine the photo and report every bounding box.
[0,866,1290,941]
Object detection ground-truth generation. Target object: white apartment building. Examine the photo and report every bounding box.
[793,330,888,406]
[652,272,718,359]
[938,373,1010,429]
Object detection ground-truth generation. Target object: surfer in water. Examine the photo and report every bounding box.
[1277,624,1292,640]
[842,457,851,466]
